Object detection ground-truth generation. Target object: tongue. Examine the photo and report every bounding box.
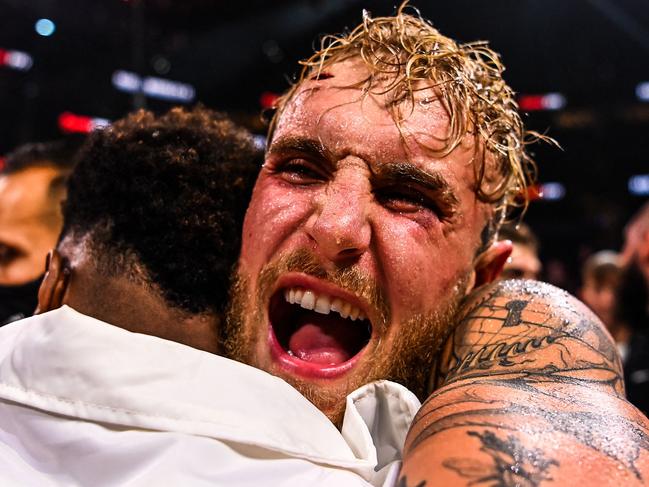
[288,313,360,365]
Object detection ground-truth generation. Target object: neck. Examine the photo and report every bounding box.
[65,264,221,355]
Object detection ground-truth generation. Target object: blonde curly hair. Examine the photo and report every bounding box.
[270,3,551,225]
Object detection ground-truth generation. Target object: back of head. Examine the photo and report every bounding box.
[498,222,539,252]
[3,137,83,175]
[581,250,622,289]
[497,222,541,280]
[59,106,261,317]
[580,250,622,329]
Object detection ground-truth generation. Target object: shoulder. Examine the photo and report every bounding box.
[434,279,624,397]
[399,280,649,486]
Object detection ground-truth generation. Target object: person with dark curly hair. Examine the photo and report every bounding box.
[0,107,376,486]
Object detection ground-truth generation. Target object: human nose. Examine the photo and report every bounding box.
[305,171,371,263]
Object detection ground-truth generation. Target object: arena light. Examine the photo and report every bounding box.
[58,112,110,134]
[518,93,566,111]
[252,134,267,150]
[539,182,566,201]
[112,70,141,93]
[112,70,195,103]
[0,48,33,71]
[35,19,56,37]
[142,76,195,102]
[629,174,649,196]
[636,82,649,102]
[260,91,280,109]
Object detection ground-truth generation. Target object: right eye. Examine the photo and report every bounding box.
[0,244,19,266]
[272,159,327,185]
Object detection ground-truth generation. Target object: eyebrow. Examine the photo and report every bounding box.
[268,137,460,211]
[372,162,460,210]
[267,137,331,161]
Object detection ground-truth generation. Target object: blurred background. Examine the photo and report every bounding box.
[1,0,648,294]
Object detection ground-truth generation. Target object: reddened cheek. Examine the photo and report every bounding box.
[371,214,466,318]
[242,181,318,263]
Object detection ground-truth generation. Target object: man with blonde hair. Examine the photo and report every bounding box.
[226,4,649,484]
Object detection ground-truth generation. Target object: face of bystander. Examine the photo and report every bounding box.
[226,59,510,424]
[500,242,541,281]
[0,166,64,286]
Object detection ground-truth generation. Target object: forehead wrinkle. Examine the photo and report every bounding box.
[371,161,460,209]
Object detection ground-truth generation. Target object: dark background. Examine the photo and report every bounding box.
[1,0,648,293]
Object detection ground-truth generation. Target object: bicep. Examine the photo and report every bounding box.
[400,280,649,486]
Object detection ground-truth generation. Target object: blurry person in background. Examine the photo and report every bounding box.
[497,222,542,280]
[616,202,649,414]
[0,139,81,325]
[580,250,626,351]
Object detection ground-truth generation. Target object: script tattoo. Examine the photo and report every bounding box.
[443,429,559,486]
[405,280,649,481]
[441,281,624,395]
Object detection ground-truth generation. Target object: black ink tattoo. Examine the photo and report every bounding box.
[503,299,528,327]
[444,429,558,486]
[411,280,649,481]
[441,282,625,395]
[411,378,649,480]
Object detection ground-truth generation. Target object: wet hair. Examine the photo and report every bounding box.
[3,137,83,175]
[270,2,551,234]
[61,106,262,314]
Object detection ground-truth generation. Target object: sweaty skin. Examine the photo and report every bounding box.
[230,59,509,424]
[399,279,649,486]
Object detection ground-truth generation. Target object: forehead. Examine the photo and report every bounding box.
[0,167,60,223]
[273,59,470,163]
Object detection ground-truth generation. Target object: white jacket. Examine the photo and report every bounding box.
[0,306,421,486]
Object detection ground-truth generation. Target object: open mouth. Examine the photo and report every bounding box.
[268,285,372,377]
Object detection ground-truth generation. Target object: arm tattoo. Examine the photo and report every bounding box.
[444,429,559,486]
[405,280,649,482]
[409,379,649,480]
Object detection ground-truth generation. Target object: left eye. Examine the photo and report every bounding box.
[273,159,326,185]
[375,188,440,215]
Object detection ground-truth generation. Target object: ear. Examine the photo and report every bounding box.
[35,249,70,315]
[471,239,513,290]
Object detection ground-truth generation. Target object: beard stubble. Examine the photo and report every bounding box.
[223,248,469,426]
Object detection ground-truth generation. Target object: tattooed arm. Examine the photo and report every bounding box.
[399,279,649,487]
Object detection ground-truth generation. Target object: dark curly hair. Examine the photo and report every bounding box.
[61,106,262,314]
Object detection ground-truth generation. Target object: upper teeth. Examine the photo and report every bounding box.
[283,287,367,321]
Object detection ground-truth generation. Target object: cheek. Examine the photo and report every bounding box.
[373,213,475,319]
[241,178,314,267]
